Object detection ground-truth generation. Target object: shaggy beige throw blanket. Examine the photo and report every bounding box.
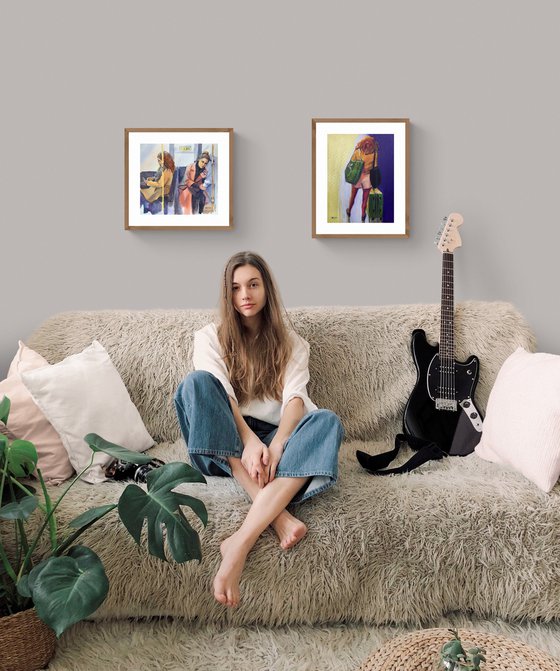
[40,437,560,626]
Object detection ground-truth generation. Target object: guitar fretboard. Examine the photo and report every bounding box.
[439,252,455,402]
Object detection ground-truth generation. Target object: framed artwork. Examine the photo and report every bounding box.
[312,118,409,238]
[125,128,233,230]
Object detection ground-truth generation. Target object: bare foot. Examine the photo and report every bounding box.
[213,533,250,607]
[272,511,308,550]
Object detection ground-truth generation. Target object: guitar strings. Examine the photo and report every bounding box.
[440,253,455,403]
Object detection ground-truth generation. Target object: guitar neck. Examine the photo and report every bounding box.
[440,252,455,361]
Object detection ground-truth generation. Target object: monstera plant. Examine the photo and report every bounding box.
[0,395,207,637]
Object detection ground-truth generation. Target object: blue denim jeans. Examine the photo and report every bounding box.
[174,370,344,503]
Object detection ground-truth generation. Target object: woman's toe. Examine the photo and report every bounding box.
[215,591,227,605]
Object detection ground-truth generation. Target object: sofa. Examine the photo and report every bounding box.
[26,300,560,628]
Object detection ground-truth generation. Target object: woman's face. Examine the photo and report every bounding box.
[198,157,209,169]
[231,264,267,323]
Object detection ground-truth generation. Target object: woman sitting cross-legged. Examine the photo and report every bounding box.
[174,251,344,608]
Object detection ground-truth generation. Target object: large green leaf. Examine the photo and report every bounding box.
[148,462,207,487]
[6,439,38,477]
[17,574,32,598]
[0,494,38,520]
[118,462,207,563]
[0,395,10,424]
[29,546,109,637]
[84,433,152,464]
[68,504,117,528]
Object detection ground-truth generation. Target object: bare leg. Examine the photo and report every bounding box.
[213,476,308,607]
[228,457,307,550]
[347,186,358,220]
[361,187,371,222]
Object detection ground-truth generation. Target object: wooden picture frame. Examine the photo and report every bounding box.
[125,128,233,230]
[312,118,409,238]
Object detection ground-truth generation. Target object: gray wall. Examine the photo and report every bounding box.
[2,0,559,377]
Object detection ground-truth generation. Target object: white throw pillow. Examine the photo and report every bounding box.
[475,347,560,492]
[21,341,154,484]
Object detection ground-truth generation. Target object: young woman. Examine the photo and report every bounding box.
[178,151,211,215]
[174,251,343,608]
[140,150,175,205]
[346,136,379,222]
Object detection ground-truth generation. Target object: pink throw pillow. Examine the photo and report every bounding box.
[0,342,74,484]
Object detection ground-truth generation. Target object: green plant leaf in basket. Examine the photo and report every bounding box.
[84,433,153,464]
[5,439,38,477]
[29,545,109,637]
[118,462,207,563]
[0,395,10,424]
[68,504,117,528]
[16,574,31,598]
[0,494,38,520]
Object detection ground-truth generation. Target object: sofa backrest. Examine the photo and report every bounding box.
[27,301,535,444]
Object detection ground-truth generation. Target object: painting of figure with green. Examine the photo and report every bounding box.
[327,134,394,224]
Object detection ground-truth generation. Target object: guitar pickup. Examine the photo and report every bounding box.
[435,399,458,411]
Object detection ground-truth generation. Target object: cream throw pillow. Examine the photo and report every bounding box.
[21,341,154,484]
[0,342,74,484]
[475,347,560,492]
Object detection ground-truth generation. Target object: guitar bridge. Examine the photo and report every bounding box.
[435,398,458,412]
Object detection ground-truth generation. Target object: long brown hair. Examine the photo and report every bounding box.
[218,252,292,405]
[157,151,175,172]
[356,136,378,155]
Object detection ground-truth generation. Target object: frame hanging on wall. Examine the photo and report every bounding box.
[125,128,233,230]
[312,118,409,238]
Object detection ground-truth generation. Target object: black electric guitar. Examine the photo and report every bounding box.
[404,212,483,455]
[357,213,483,475]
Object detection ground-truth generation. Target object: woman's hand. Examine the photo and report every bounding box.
[241,436,268,487]
[262,439,284,483]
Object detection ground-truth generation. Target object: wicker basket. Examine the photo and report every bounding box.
[0,608,56,671]
[357,627,560,671]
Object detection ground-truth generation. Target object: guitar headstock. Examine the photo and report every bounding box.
[435,212,464,253]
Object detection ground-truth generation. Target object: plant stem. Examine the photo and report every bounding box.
[37,468,57,551]
[16,455,97,581]
[0,460,18,584]
[0,541,18,583]
[55,505,117,556]
[8,478,31,564]
[0,459,8,512]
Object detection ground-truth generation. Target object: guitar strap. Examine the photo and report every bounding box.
[356,434,447,475]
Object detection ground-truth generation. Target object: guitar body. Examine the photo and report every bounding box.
[404,329,483,456]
